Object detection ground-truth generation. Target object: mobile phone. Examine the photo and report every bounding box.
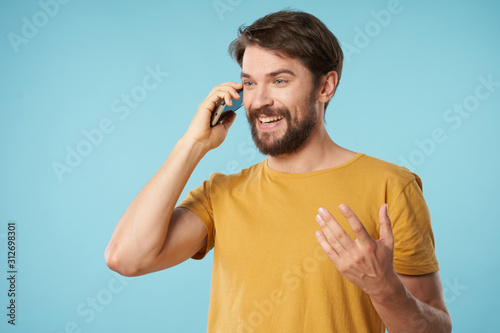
[210,89,244,127]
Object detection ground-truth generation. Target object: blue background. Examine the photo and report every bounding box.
[1,0,499,332]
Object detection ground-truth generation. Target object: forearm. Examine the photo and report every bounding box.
[105,136,208,274]
[370,277,452,333]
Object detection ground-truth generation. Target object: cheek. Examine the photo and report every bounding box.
[242,93,248,108]
[242,93,252,113]
[281,93,302,111]
[280,84,310,108]
[277,90,292,104]
[273,91,295,112]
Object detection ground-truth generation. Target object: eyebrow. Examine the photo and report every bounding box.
[241,69,296,79]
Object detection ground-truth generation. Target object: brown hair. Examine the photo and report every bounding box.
[228,10,344,111]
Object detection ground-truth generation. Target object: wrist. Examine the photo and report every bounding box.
[369,272,409,307]
[178,135,210,159]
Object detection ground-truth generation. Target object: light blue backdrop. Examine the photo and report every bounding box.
[1,0,499,332]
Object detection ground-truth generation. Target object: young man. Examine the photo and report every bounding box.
[105,10,452,332]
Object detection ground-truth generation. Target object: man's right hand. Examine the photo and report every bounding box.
[105,82,243,277]
[184,82,243,152]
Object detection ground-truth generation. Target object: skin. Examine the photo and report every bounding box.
[242,45,451,332]
[106,44,451,332]
[241,45,356,173]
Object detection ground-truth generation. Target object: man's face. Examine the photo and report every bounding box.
[241,45,320,156]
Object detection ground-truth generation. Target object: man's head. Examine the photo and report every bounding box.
[228,10,344,156]
[229,10,344,112]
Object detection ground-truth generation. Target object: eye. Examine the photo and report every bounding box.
[243,81,254,86]
[274,79,287,85]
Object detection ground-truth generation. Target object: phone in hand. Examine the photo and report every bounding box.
[210,89,244,127]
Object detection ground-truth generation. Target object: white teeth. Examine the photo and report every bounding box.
[259,115,284,123]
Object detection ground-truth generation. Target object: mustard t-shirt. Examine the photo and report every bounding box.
[178,153,439,332]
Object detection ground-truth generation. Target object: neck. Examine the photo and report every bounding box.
[267,124,357,173]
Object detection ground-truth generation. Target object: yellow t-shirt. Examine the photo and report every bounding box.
[178,153,439,332]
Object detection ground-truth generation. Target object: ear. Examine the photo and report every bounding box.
[317,71,338,104]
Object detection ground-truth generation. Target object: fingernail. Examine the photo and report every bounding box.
[339,204,347,213]
[318,207,327,216]
[315,214,323,223]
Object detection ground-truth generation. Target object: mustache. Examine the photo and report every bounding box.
[248,106,291,119]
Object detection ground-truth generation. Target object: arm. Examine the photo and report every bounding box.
[369,272,450,333]
[315,204,452,333]
[105,82,243,277]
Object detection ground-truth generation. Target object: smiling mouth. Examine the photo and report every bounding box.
[258,115,284,124]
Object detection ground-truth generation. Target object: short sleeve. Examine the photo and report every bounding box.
[177,179,215,260]
[389,176,440,275]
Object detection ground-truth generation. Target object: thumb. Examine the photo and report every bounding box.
[378,204,394,248]
[220,111,237,130]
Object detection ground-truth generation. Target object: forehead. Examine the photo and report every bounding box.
[241,45,311,78]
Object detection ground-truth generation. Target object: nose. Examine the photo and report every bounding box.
[249,85,274,110]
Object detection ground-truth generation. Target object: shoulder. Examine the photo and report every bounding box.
[354,154,423,190]
[208,160,266,187]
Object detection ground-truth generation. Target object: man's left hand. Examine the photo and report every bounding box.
[315,203,402,300]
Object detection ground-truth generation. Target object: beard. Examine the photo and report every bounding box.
[247,92,318,156]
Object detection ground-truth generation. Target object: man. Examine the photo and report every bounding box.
[105,10,452,332]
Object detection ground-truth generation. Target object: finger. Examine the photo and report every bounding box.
[227,85,243,103]
[205,90,229,104]
[315,230,340,263]
[202,90,233,114]
[230,86,243,100]
[378,204,394,248]
[338,204,370,243]
[233,90,242,98]
[225,93,233,106]
[215,86,241,107]
[220,81,243,92]
[316,207,352,252]
[211,81,242,94]
[219,111,237,129]
[207,84,240,103]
